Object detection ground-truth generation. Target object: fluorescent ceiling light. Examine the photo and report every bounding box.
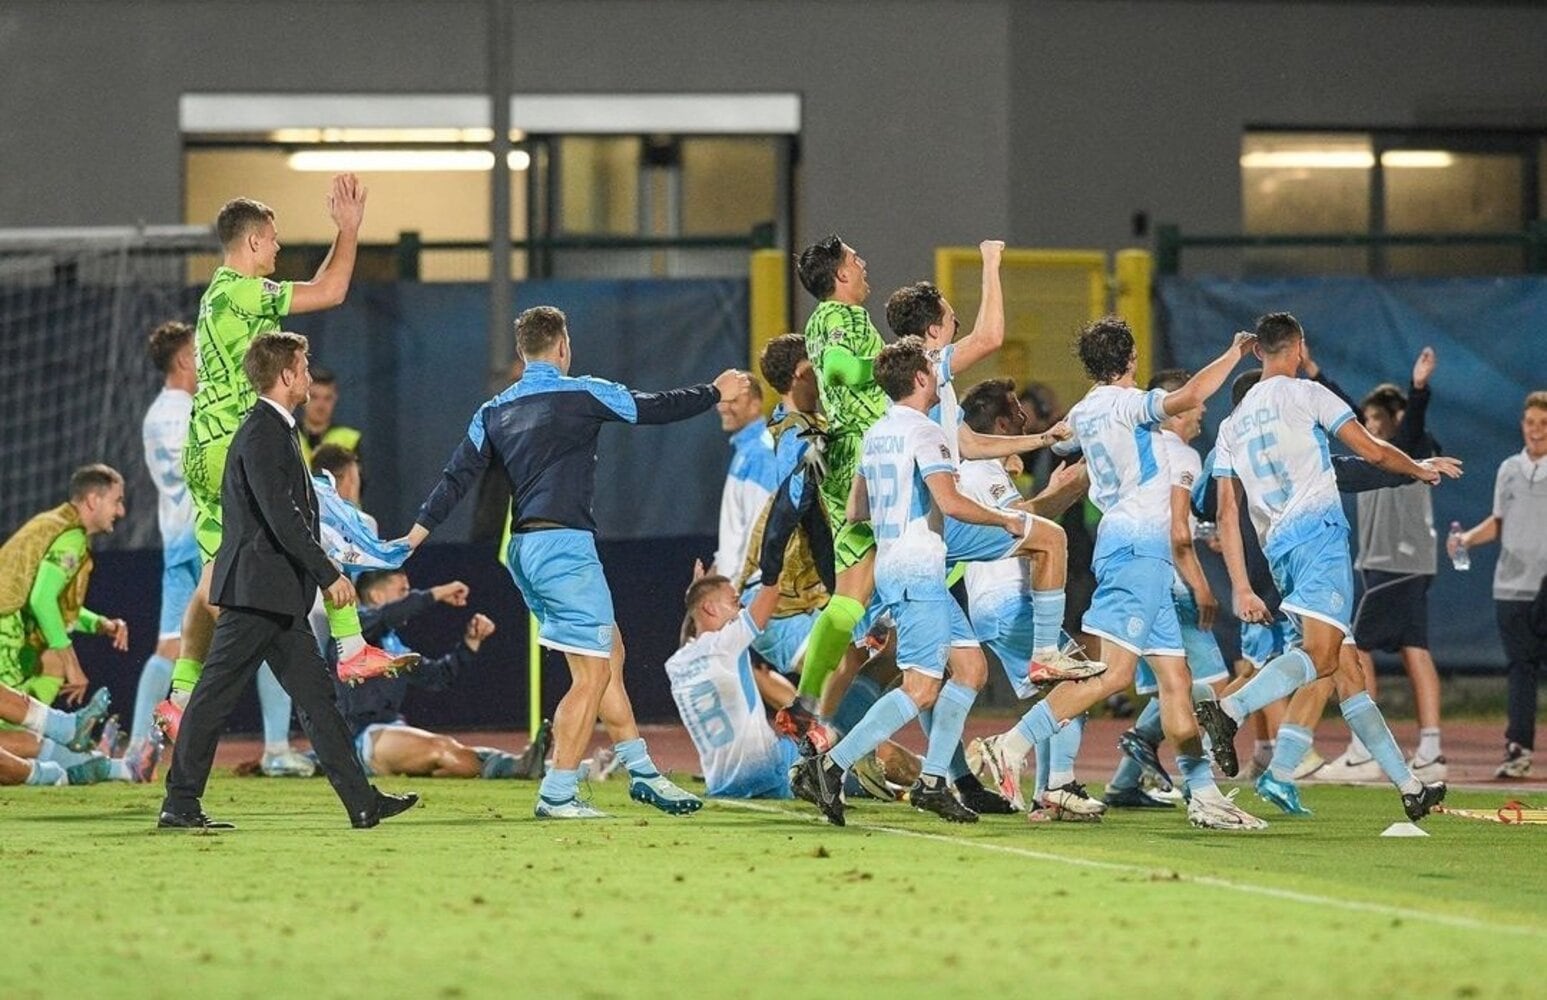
[268,127,512,144]
[287,150,531,172]
[1241,150,1456,169]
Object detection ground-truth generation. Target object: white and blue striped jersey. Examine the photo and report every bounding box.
[1063,383,1173,560]
[860,404,957,597]
[959,458,1031,604]
[1212,375,1355,557]
[928,344,961,463]
[665,610,784,798]
[142,387,197,565]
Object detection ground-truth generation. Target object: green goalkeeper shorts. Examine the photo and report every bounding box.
[184,435,231,563]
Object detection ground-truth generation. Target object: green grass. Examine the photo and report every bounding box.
[4,776,1544,999]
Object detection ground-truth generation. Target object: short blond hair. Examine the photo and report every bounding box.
[1525,390,1547,414]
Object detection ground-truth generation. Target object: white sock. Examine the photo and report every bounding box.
[1047,769,1075,789]
[107,759,132,782]
[1191,783,1228,805]
[1345,732,1370,763]
[170,688,191,710]
[1415,728,1442,762]
[21,697,48,735]
[336,634,366,660]
[264,742,290,756]
[999,726,1035,762]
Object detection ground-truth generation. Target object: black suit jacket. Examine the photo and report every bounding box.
[210,400,341,618]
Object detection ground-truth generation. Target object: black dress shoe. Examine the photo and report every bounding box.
[351,790,419,829]
[158,809,236,830]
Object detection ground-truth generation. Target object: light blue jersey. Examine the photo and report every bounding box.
[860,404,956,599]
[142,387,197,566]
[1063,383,1172,560]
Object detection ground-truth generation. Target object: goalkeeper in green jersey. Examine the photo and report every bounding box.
[784,236,890,723]
[157,175,417,742]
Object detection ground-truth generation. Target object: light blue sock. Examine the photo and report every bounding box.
[1340,692,1421,794]
[1177,753,1216,796]
[1031,588,1065,650]
[1013,700,1060,748]
[1220,647,1315,723]
[1034,738,1051,799]
[912,709,970,781]
[256,663,293,751]
[1108,699,1161,792]
[538,767,580,804]
[39,704,78,747]
[613,737,660,778]
[128,654,174,749]
[830,689,919,772]
[922,681,977,779]
[37,739,93,767]
[108,759,132,781]
[1046,713,1085,787]
[1269,724,1314,782]
[26,761,64,786]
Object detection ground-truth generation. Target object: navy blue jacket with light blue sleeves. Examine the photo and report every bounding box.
[416,361,721,535]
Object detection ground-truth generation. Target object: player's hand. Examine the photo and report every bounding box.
[328,173,367,233]
[1233,588,1270,624]
[49,648,88,706]
[691,558,710,582]
[1044,420,1073,443]
[463,613,496,649]
[326,575,357,608]
[1048,458,1088,495]
[1412,346,1436,389]
[1446,531,1467,560]
[713,369,752,402]
[98,617,129,652]
[979,239,1005,266]
[1195,589,1220,632]
[432,581,470,606]
[1420,456,1462,483]
[1231,330,1258,358]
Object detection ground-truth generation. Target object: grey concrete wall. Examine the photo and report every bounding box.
[1010,0,1547,250]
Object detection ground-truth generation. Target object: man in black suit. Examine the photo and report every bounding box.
[159,331,417,829]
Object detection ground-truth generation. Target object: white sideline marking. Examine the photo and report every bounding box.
[715,799,1544,938]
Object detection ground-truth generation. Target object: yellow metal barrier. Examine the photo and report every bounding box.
[749,248,789,413]
[1114,249,1154,387]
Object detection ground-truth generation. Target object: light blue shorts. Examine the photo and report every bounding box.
[1136,590,1230,695]
[159,555,202,639]
[944,517,1019,564]
[354,720,406,777]
[506,528,616,658]
[1240,619,1290,669]
[1083,547,1184,657]
[1267,518,1355,637]
[750,610,816,675]
[884,587,957,678]
[970,590,1038,699]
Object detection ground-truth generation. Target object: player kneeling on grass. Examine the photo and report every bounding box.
[336,570,545,780]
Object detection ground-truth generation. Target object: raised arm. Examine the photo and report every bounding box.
[244,423,341,589]
[288,174,366,314]
[946,240,1006,373]
[1020,459,1088,520]
[1392,347,1435,453]
[1163,332,1255,416]
[959,420,1071,461]
[1335,419,1443,485]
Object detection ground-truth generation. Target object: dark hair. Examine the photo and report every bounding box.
[243,331,309,392]
[69,463,122,501]
[1149,368,1190,393]
[1020,382,1057,424]
[147,320,194,374]
[884,282,946,338]
[961,378,1019,433]
[356,569,406,603]
[874,336,931,401]
[682,573,734,643]
[310,443,359,478]
[516,306,567,360]
[309,367,338,388]
[1361,382,1406,417]
[1076,315,1136,383]
[795,235,844,300]
[759,333,808,393]
[215,197,275,248]
[1231,369,1264,408]
[1254,312,1303,355]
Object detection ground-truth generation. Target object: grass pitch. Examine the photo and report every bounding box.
[4,774,1543,999]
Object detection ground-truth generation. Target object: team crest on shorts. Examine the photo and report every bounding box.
[1125,616,1144,639]
[597,625,614,647]
[1329,592,1345,612]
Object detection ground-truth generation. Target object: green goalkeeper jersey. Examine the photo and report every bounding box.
[802,300,889,438]
[189,266,294,447]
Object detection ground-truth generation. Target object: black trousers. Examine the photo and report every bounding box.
[1497,600,1547,750]
[163,606,375,817]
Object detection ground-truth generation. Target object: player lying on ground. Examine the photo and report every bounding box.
[1196,312,1454,823]
[336,570,545,779]
[0,682,116,785]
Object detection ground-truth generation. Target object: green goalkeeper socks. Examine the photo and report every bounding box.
[796,594,865,702]
[170,657,203,694]
[324,599,363,639]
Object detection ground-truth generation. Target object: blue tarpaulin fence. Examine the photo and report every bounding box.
[1158,276,1547,670]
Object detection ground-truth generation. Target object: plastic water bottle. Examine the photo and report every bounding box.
[1448,521,1470,571]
